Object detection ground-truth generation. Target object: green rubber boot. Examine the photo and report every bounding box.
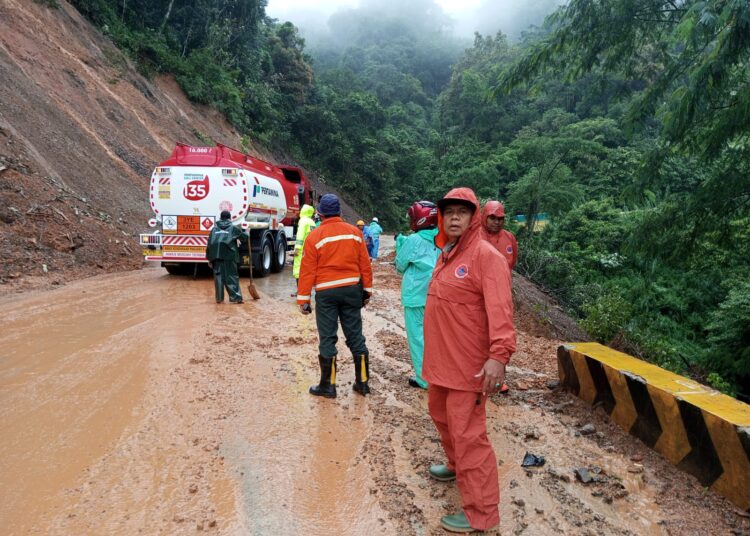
[352,353,370,396]
[310,356,337,398]
[428,463,456,482]
[440,512,474,533]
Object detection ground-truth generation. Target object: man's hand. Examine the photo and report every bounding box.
[474,359,506,396]
[299,303,312,315]
[362,290,371,307]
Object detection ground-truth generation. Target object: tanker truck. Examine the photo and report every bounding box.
[139,143,315,277]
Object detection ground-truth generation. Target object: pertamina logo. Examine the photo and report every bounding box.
[253,184,280,198]
[184,175,210,201]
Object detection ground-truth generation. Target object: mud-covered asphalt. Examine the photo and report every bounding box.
[1,236,748,535]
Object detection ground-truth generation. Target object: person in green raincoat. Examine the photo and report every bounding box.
[369,217,383,258]
[395,201,440,389]
[205,210,247,303]
[292,204,316,295]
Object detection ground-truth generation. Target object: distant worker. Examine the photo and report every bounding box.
[481,200,516,395]
[205,210,247,304]
[481,201,517,270]
[297,194,374,398]
[368,217,383,259]
[292,204,316,297]
[356,219,375,258]
[423,187,515,533]
[395,201,439,389]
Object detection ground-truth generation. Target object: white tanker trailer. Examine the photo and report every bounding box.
[140,143,315,277]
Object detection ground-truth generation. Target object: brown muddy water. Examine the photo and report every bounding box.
[1,236,748,535]
[0,265,392,535]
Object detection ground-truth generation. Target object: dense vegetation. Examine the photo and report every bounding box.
[64,0,749,397]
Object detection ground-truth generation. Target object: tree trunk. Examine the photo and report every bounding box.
[160,0,175,34]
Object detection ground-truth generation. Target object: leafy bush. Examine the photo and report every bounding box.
[580,293,632,343]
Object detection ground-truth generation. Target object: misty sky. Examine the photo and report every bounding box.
[266,0,560,41]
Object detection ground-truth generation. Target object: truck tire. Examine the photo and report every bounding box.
[164,263,192,275]
[253,234,273,278]
[271,231,286,273]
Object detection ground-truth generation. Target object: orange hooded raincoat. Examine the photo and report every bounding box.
[481,201,518,270]
[423,187,516,530]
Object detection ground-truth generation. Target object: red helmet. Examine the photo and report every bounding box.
[407,201,438,231]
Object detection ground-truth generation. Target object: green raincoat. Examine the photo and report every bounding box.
[205,219,247,303]
[293,204,316,279]
[394,227,439,387]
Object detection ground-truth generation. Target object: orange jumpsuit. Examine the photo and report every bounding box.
[481,200,518,270]
[423,188,516,530]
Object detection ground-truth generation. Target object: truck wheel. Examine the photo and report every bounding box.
[253,236,273,278]
[164,263,192,275]
[271,232,286,273]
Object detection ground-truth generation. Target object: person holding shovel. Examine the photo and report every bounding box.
[205,210,247,304]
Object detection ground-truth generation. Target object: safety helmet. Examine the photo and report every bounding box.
[407,201,438,231]
[356,220,365,226]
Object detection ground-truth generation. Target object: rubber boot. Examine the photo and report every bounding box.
[310,355,337,398]
[440,512,475,533]
[352,353,370,396]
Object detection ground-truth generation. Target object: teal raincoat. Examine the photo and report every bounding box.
[395,227,439,388]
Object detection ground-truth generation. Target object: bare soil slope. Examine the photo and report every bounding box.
[0,0,356,295]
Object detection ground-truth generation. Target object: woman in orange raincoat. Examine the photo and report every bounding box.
[423,187,516,533]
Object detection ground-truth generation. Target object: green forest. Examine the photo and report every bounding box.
[64,0,749,398]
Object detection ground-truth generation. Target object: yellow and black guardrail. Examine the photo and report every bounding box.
[558,342,750,511]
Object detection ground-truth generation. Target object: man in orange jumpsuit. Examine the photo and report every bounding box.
[297,194,374,398]
[423,187,516,533]
[481,200,517,270]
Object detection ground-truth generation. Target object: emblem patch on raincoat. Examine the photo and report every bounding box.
[506,245,513,254]
[455,264,469,278]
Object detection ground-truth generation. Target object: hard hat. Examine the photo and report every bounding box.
[356,220,365,226]
[407,201,438,231]
[372,217,379,222]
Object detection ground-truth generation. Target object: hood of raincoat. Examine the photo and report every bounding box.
[481,201,505,232]
[216,219,233,230]
[435,187,482,253]
[300,204,315,219]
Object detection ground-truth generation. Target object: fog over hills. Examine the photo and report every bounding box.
[267,0,563,47]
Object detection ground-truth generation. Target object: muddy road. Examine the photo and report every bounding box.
[1,237,748,535]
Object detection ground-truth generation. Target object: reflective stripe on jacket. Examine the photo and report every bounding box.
[423,188,516,391]
[296,216,373,304]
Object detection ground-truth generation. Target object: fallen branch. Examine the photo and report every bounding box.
[51,207,69,222]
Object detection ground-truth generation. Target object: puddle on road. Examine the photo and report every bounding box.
[221,337,391,534]
[0,268,218,533]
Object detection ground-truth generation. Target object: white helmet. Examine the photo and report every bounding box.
[372,217,379,222]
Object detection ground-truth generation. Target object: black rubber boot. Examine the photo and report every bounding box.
[310,355,337,398]
[352,353,370,396]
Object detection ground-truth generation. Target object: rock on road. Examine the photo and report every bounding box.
[1,236,747,535]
